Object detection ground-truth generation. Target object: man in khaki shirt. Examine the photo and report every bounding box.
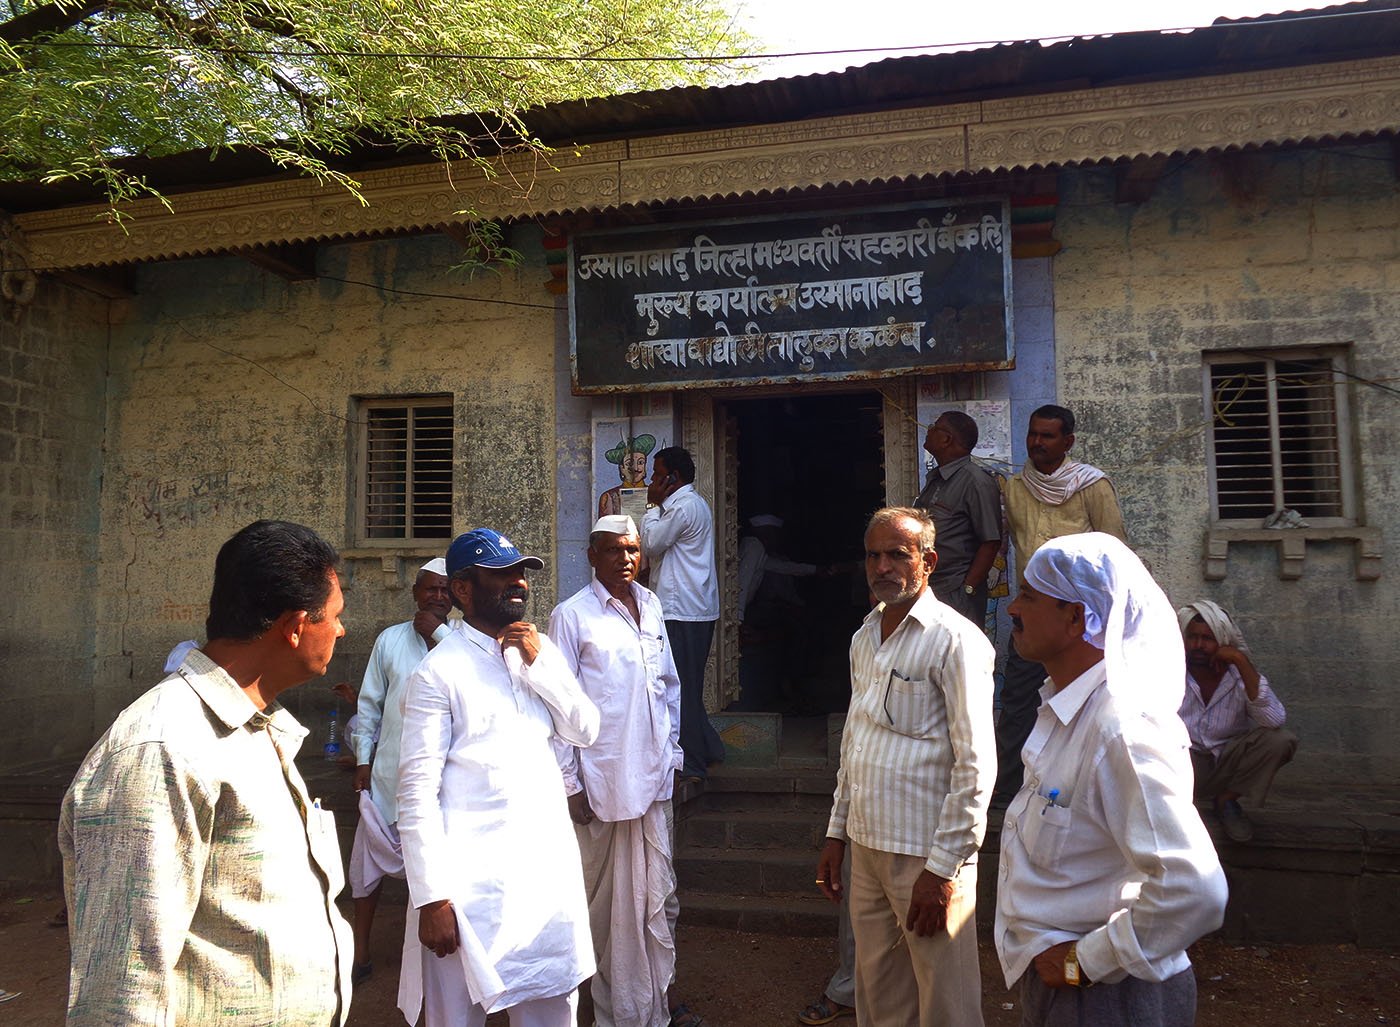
[994,405,1127,802]
[61,520,353,1026]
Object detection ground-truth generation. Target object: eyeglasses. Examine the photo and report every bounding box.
[884,668,911,724]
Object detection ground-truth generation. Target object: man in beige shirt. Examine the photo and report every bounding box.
[817,506,995,1027]
[61,520,353,1026]
[995,405,1127,802]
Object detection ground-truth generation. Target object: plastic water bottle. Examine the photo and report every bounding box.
[324,710,341,761]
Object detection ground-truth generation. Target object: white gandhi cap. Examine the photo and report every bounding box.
[591,514,638,536]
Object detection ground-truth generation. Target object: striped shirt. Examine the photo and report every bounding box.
[1180,668,1286,758]
[826,589,996,880]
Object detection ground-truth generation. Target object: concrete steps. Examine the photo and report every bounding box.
[677,891,838,935]
[675,767,838,937]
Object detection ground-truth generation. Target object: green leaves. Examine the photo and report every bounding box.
[0,0,751,213]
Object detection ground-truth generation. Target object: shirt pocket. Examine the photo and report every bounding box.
[642,630,666,674]
[1020,798,1073,866]
[308,806,346,895]
[884,676,939,738]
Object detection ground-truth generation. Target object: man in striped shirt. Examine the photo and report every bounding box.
[816,506,996,1027]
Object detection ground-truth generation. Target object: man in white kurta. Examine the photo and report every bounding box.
[350,557,457,978]
[548,516,684,1027]
[396,528,600,1027]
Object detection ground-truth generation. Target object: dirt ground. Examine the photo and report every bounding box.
[4,886,1396,1025]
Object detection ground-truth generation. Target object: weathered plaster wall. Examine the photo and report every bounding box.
[0,279,109,769]
[90,226,558,731]
[1054,143,1400,784]
[554,303,594,601]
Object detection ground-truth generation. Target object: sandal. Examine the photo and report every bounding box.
[669,1003,707,1027]
[797,996,854,1025]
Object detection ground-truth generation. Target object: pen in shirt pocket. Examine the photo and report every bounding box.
[1041,788,1063,814]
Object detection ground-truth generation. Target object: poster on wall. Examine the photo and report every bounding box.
[591,395,675,527]
[570,199,1013,393]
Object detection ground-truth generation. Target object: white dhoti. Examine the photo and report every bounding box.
[349,790,404,898]
[575,800,677,1027]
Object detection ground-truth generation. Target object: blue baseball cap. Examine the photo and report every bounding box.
[446,528,545,577]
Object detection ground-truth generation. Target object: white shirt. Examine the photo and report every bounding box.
[548,578,684,822]
[641,483,719,621]
[355,617,458,824]
[995,662,1227,988]
[1180,667,1286,758]
[827,589,995,880]
[395,622,600,1014]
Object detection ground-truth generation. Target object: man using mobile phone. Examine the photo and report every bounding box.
[640,446,724,781]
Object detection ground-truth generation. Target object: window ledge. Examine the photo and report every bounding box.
[1204,526,1381,581]
[340,546,451,588]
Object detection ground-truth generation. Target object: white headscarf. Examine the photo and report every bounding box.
[1176,599,1248,653]
[1023,532,1185,718]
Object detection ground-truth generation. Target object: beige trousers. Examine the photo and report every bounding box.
[849,842,983,1027]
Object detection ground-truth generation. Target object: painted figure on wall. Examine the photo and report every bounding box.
[598,434,656,519]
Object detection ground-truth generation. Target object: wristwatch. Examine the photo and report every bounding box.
[962,583,976,596]
[1063,942,1090,987]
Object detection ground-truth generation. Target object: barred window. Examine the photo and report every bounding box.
[1204,349,1354,524]
[357,397,454,542]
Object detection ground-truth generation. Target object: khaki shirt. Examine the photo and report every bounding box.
[60,650,352,1026]
[1002,474,1127,562]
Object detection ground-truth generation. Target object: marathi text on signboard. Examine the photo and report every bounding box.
[569,200,1013,393]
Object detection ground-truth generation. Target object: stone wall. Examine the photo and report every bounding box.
[1054,143,1400,785]
[0,278,109,769]
[87,225,559,733]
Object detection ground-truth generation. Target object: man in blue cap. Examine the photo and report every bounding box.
[395,528,601,1027]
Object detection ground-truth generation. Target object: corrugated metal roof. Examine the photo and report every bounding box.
[3,0,1400,212]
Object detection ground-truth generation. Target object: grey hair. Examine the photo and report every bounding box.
[865,506,936,552]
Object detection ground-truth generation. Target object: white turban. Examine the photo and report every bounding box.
[1023,532,1185,719]
[1176,599,1248,653]
[420,557,447,577]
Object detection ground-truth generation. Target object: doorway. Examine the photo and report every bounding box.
[724,391,886,717]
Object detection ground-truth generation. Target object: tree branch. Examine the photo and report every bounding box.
[0,0,110,45]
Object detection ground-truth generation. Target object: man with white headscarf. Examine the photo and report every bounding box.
[994,405,1127,802]
[1177,599,1296,843]
[349,557,458,982]
[548,515,689,1027]
[996,532,1226,1027]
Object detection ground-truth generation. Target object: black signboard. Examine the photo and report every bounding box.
[569,199,1013,393]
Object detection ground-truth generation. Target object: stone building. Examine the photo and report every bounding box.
[3,2,1400,797]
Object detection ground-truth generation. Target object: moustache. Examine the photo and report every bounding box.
[501,587,529,603]
[1010,616,1024,630]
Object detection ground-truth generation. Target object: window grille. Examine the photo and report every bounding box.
[1205,350,1352,524]
[358,398,454,541]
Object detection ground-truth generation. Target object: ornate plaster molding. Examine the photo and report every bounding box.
[17,55,1400,270]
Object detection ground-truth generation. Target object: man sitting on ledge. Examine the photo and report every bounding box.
[1177,599,1297,843]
